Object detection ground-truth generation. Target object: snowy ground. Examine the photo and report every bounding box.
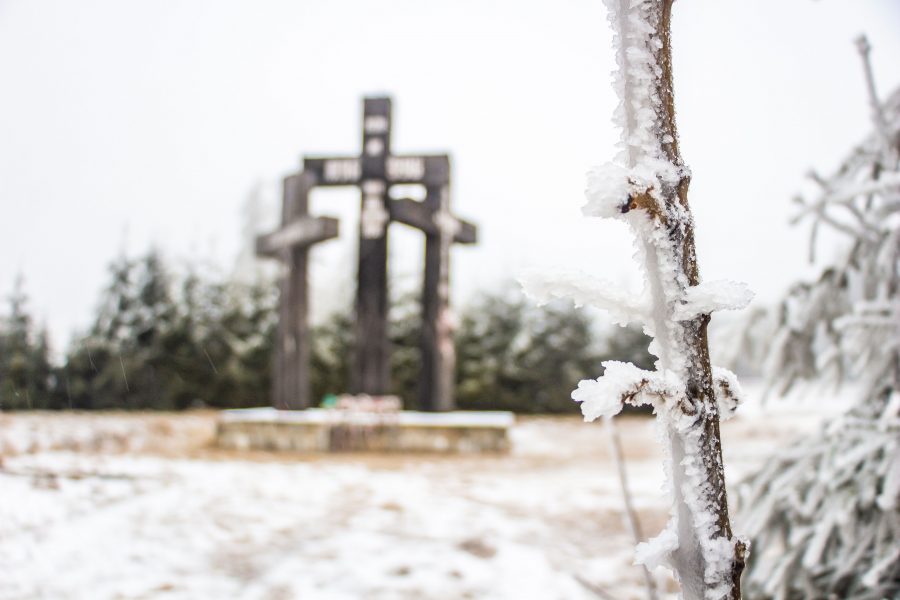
[0,394,836,600]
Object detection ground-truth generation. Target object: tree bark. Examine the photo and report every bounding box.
[635,2,746,598]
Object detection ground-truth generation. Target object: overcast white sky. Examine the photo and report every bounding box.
[1,0,899,350]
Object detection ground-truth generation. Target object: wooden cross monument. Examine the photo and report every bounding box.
[304,96,477,411]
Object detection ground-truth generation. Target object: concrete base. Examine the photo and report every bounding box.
[216,408,514,454]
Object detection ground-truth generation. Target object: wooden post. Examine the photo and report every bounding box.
[419,183,454,411]
[352,97,392,395]
[390,165,476,411]
[257,172,338,409]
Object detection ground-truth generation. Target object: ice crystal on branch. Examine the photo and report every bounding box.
[711,367,744,421]
[518,268,649,327]
[572,360,682,420]
[675,281,754,322]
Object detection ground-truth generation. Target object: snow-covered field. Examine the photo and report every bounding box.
[0,399,831,600]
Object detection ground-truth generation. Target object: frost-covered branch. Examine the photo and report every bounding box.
[856,35,896,161]
[674,281,754,322]
[575,361,744,425]
[520,271,753,329]
[712,367,743,421]
[573,361,682,421]
[567,2,749,598]
[740,38,900,600]
[518,268,648,326]
[767,82,900,398]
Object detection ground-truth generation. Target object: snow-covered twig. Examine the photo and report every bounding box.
[518,268,648,327]
[674,281,754,322]
[856,35,895,161]
[576,2,748,598]
[573,361,682,421]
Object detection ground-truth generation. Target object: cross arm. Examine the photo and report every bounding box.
[384,155,451,185]
[453,220,477,245]
[390,198,477,244]
[303,156,361,186]
[256,216,340,258]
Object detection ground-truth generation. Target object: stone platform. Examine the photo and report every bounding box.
[216,408,514,454]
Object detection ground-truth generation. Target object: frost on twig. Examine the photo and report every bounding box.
[518,268,648,327]
[523,0,752,600]
[516,0,752,595]
[712,367,743,421]
[635,527,679,571]
[573,362,744,424]
[674,281,755,322]
[572,361,682,421]
[559,1,749,598]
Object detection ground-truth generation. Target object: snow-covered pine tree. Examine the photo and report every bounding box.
[739,37,900,600]
[522,1,751,598]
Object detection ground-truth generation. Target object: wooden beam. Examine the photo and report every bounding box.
[304,155,452,187]
[390,198,477,244]
[451,221,477,245]
[350,98,392,396]
[279,245,310,410]
[418,184,456,412]
[304,156,361,186]
[389,198,430,231]
[255,216,339,257]
[258,171,338,411]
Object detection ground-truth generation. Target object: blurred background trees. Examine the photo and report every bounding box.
[0,276,55,409]
[0,253,652,413]
[2,251,277,411]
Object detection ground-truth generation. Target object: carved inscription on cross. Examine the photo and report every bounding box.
[256,172,338,409]
[303,97,477,409]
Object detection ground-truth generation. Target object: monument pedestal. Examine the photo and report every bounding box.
[216,408,514,454]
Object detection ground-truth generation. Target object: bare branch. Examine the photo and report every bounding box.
[604,416,660,600]
[855,35,894,158]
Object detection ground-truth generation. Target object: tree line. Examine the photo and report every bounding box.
[0,250,652,413]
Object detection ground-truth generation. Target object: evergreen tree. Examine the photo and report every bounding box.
[57,248,639,414]
[224,279,278,408]
[739,41,900,600]
[0,277,55,409]
[388,291,422,408]
[63,250,278,410]
[65,254,138,410]
[455,290,529,412]
[310,310,354,405]
[454,290,636,413]
[307,288,629,413]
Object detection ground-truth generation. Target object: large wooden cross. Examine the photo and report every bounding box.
[256,172,338,409]
[303,96,476,410]
[391,177,476,410]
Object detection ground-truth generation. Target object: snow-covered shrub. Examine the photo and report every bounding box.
[739,38,900,600]
[522,2,751,598]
